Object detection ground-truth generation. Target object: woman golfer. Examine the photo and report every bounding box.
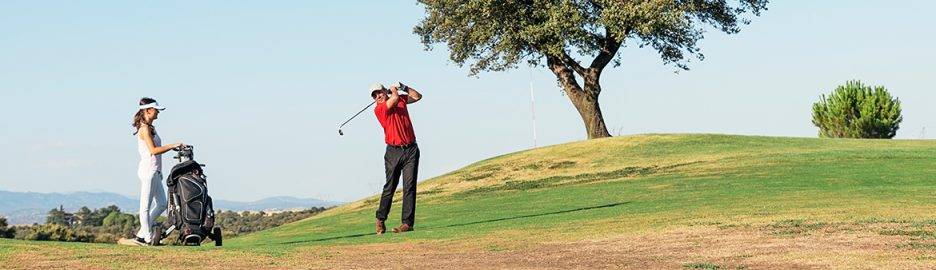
[130,97,183,245]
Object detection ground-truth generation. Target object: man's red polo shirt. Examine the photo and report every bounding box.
[375,95,416,146]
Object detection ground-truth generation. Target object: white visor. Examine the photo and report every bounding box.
[139,102,166,111]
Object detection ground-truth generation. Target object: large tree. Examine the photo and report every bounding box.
[415,0,768,138]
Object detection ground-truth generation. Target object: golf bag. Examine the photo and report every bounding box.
[157,145,222,246]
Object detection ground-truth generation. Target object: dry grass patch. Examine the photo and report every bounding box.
[261,221,932,269]
[25,219,922,270]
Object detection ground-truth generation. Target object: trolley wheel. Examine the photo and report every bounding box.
[150,225,163,246]
[212,227,223,246]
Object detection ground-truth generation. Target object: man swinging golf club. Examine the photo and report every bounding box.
[371,82,422,234]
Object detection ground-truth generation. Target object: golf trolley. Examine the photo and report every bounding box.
[152,145,222,246]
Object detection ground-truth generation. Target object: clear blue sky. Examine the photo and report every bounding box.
[1,1,934,202]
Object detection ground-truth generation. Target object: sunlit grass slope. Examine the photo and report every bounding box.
[230,134,935,247]
[2,134,933,269]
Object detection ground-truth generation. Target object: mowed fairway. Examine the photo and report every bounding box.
[2,134,934,269]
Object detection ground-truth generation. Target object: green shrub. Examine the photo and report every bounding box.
[0,217,14,238]
[812,80,902,138]
[16,224,94,242]
[102,212,135,228]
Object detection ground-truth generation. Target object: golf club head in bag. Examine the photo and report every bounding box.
[173,144,194,162]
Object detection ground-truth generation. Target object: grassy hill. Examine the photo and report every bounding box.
[2,134,934,269]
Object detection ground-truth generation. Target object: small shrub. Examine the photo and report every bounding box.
[812,80,902,138]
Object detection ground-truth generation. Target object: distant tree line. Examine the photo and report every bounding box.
[214,208,327,239]
[0,205,328,244]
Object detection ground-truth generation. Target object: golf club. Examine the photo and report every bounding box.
[338,100,376,136]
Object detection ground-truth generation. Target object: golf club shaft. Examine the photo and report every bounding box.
[338,100,376,130]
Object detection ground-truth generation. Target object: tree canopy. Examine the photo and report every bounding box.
[415,0,768,74]
[415,0,768,138]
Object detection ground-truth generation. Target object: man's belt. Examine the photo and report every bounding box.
[387,142,417,149]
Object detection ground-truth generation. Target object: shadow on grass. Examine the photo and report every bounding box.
[276,201,631,246]
[429,201,631,230]
[278,232,375,245]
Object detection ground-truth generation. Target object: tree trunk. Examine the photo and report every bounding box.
[570,75,611,139]
[547,57,612,139]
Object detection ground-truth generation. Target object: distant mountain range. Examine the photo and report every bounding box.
[0,190,340,225]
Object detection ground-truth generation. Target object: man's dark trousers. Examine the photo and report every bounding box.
[376,143,420,226]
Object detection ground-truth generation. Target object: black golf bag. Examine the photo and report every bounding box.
[156,145,222,246]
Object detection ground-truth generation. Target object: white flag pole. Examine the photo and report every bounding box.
[529,66,537,148]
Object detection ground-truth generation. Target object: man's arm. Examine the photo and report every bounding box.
[405,85,422,104]
[385,87,400,109]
